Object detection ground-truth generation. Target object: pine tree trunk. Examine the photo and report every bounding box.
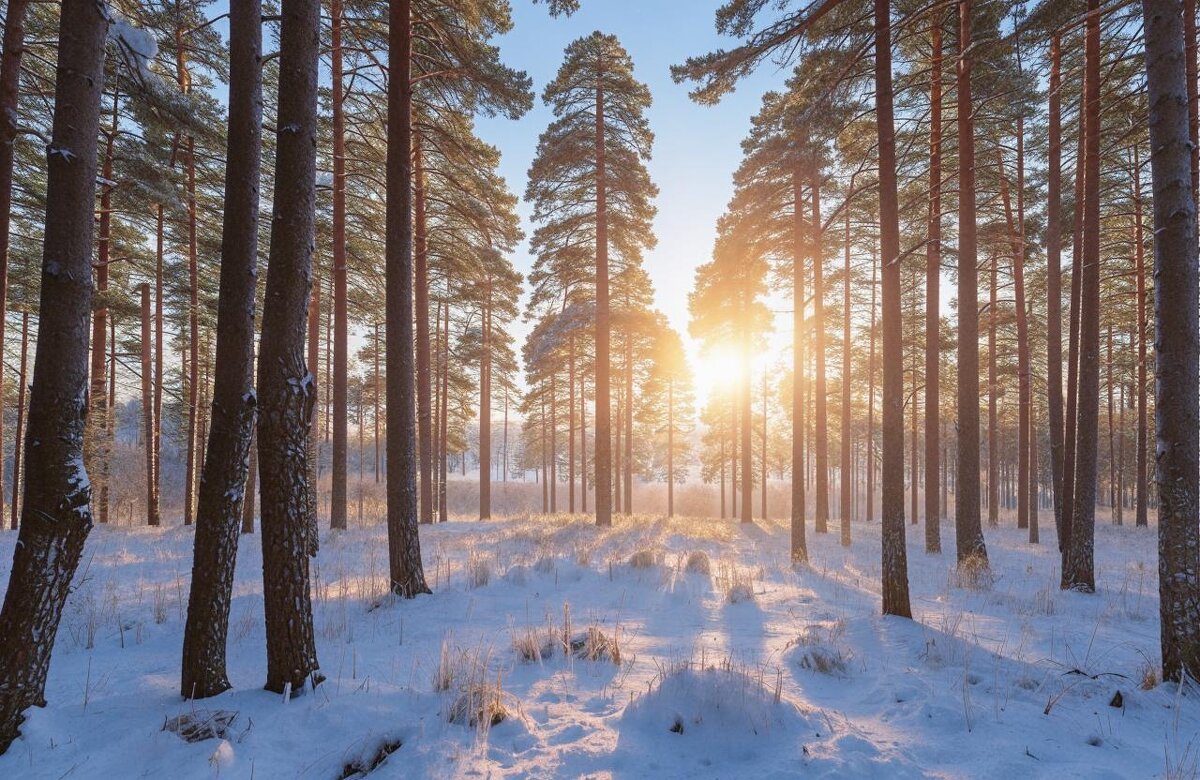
[551,371,558,512]
[867,243,877,525]
[841,211,852,546]
[480,288,491,520]
[1047,34,1067,550]
[9,310,28,530]
[414,134,432,525]
[330,0,349,530]
[791,166,807,560]
[385,0,429,595]
[558,336,572,511]
[0,0,107,752]
[1133,144,1149,527]
[1065,0,1101,593]
[624,335,633,514]
[306,264,320,543]
[141,285,159,526]
[1107,325,1117,518]
[925,15,942,551]
[439,303,449,521]
[0,0,30,524]
[257,0,323,693]
[1142,0,1200,682]
[154,207,164,520]
[741,329,752,523]
[580,375,588,513]
[89,93,117,526]
[999,146,1030,533]
[374,322,381,485]
[594,50,613,528]
[876,0,912,616]
[987,252,998,527]
[181,0,262,699]
[812,172,828,532]
[955,0,988,567]
[185,132,200,527]
[1062,74,1087,578]
[568,333,576,512]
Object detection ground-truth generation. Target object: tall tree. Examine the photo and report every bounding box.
[954,0,988,569]
[924,11,943,553]
[0,0,108,753]
[257,0,323,692]
[527,32,656,526]
[874,0,912,616]
[181,0,262,699]
[385,0,430,595]
[1064,0,1101,592]
[1142,0,1200,683]
[330,0,349,530]
[0,0,30,523]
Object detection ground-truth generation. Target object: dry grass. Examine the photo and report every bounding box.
[684,551,712,576]
[629,549,658,569]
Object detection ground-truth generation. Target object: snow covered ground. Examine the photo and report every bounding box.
[0,511,1194,779]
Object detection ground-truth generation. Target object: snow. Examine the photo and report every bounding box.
[0,512,1195,778]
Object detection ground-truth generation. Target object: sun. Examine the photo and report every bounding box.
[692,343,743,404]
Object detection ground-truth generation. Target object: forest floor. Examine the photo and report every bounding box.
[0,510,1195,779]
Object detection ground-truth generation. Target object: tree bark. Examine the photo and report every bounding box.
[0,0,107,752]
[89,93,117,526]
[811,172,828,533]
[1047,35,1067,549]
[1133,144,1149,527]
[624,333,633,514]
[0,0,30,524]
[480,287,491,520]
[182,0,262,699]
[257,0,323,693]
[987,252,998,527]
[998,145,1030,535]
[594,53,612,527]
[10,311,28,530]
[841,210,852,546]
[1065,0,1101,593]
[954,0,988,568]
[185,133,200,526]
[414,134,432,525]
[141,285,159,526]
[925,14,942,552]
[385,0,429,594]
[568,333,575,512]
[1062,74,1087,578]
[876,0,912,617]
[791,166,807,560]
[330,0,349,530]
[1142,0,1200,682]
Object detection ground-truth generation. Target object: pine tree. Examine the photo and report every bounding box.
[257,0,323,692]
[1141,0,1200,682]
[527,32,657,526]
[181,0,262,699]
[0,0,109,753]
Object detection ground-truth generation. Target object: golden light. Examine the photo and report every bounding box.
[693,342,744,404]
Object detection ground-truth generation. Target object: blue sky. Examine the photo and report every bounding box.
[473,1,793,375]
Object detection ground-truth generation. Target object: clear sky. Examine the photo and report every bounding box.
[473,1,794,391]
